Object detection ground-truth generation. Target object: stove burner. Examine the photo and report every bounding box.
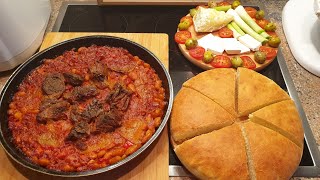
[103,15,128,32]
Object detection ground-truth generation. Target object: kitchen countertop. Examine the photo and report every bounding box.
[1,0,319,179]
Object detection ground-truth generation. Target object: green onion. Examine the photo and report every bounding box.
[234,5,264,34]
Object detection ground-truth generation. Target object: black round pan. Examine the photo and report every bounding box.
[0,35,173,177]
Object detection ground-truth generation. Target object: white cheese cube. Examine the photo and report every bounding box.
[197,34,224,55]
[222,38,241,54]
[221,38,250,54]
[238,34,261,51]
[239,44,251,54]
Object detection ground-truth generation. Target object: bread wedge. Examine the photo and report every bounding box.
[237,67,290,116]
[183,68,237,116]
[170,87,235,143]
[249,100,304,147]
[242,121,302,180]
[174,124,249,180]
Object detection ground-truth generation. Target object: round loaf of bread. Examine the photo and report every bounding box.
[170,68,304,179]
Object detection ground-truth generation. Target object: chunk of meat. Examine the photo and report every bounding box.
[107,83,132,111]
[82,99,103,121]
[39,98,59,111]
[75,140,88,151]
[89,63,108,89]
[64,86,98,102]
[42,73,65,97]
[90,63,107,82]
[37,101,70,124]
[94,111,121,133]
[66,120,90,141]
[108,60,135,73]
[63,73,84,86]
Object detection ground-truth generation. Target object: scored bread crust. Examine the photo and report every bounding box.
[242,121,303,180]
[174,124,249,180]
[170,87,235,143]
[237,67,290,116]
[183,68,237,116]
[249,100,304,147]
[170,68,304,179]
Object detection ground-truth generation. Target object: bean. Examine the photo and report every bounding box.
[109,156,122,164]
[111,148,126,157]
[146,114,152,123]
[128,83,136,92]
[142,129,153,143]
[9,103,15,109]
[154,117,162,127]
[88,159,95,164]
[143,63,150,68]
[91,163,100,169]
[14,112,22,120]
[31,156,38,163]
[35,147,43,155]
[63,164,74,172]
[30,109,40,114]
[151,109,162,118]
[89,152,97,159]
[155,80,162,89]
[125,144,139,156]
[133,56,140,61]
[128,72,138,80]
[103,152,112,160]
[17,91,26,96]
[78,47,87,53]
[84,74,90,81]
[97,150,106,158]
[38,158,50,166]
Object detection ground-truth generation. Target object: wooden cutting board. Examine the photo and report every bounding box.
[0,32,169,180]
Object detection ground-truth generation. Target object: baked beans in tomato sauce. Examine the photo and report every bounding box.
[8,45,166,172]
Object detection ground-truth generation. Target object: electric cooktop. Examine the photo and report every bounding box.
[52,2,320,177]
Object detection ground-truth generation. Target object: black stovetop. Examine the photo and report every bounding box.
[55,4,314,171]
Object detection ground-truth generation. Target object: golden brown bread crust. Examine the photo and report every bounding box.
[243,121,303,180]
[174,124,249,180]
[250,100,304,147]
[237,67,290,116]
[170,68,303,179]
[183,68,237,116]
[170,87,235,143]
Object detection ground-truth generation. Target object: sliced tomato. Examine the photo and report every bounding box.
[245,7,257,18]
[175,31,192,44]
[259,46,277,60]
[189,46,205,60]
[256,19,269,29]
[180,16,193,26]
[240,56,256,69]
[217,1,230,6]
[211,55,232,68]
[218,27,233,38]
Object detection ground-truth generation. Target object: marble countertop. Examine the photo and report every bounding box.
[0,0,319,179]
